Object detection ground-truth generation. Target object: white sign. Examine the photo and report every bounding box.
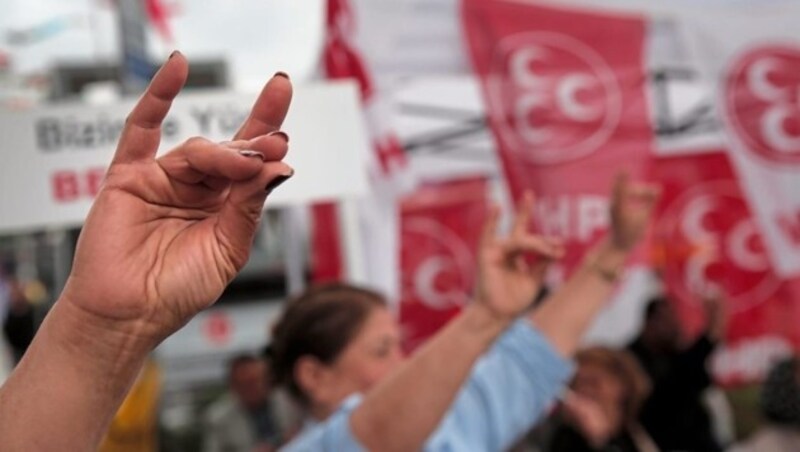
[0,81,371,233]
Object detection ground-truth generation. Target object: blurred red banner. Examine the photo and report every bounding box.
[462,0,653,274]
[652,151,800,385]
[398,177,489,353]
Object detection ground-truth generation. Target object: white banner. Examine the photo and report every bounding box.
[680,6,800,278]
[0,81,371,233]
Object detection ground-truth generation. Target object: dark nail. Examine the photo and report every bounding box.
[274,71,290,80]
[267,130,290,143]
[238,150,265,161]
[266,171,294,193]
[169,50,181,59]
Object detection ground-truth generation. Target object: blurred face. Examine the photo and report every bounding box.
[571,362,625,428]
[307,307,404,415]
[648,302,681,350]
[231,360,268,411]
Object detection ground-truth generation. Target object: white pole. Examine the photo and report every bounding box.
[281,207,306,296]
[337,199,367,285]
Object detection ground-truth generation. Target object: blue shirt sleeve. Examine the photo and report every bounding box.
[426,319,574,451]
[279,396,365,452]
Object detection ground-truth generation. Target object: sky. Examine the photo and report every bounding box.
[0,0,325,90]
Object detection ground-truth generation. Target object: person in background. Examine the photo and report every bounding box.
[529,346,657,452]
[729,357,800,452]
[0,260,14,383]
[99,358,161,452]
[0,50,659,452]
[627,293,726,452]
[204,354,294,452]
[276,174,659,451]
[2,274,35,364]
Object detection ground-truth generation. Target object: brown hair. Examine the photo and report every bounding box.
[574,346,652,425]
[269,283,387,403]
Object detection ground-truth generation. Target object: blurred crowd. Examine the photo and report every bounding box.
[0,52,798,452]
[2,252,798,452]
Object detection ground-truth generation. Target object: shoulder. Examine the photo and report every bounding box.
[282,395,365,452]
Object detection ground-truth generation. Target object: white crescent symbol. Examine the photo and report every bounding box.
[413,257,463,310]
[510,46,553,145]
[762,104,800,153]
[557,73,601,122]
[516,92,551,145]
[510,46,549,88]
[748,57,787,102]
[681,196,719,293]
[727,219,768,272]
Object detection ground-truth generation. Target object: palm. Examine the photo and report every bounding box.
[479,244,540,317]
[60,54,293,342]
[476,193,564,319]
[610,173,660,251]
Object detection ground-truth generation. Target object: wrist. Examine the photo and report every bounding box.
[51,297,155,373]
[458,303,514,349]
[584,239,630,283]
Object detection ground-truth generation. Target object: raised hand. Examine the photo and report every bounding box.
[609,173,660,252]
[60,53,294,344]
[476,191,565,320]
[562,391,618,448]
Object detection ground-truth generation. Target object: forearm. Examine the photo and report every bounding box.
[528,239,629,357]
[350,303,510,452]
[0,299,152,451]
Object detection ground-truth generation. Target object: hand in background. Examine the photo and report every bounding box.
[476,191,565,321]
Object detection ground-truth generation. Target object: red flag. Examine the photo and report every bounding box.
[145,0,173,43]
[653,151,800,385]
[462,0,653,275]
[398,177,489,352]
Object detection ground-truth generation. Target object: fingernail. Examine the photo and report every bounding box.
[266,170,294,193]
[239,150,265,161]
[267,130,290,143]
[274,71,290,80]
[169,50,181,59]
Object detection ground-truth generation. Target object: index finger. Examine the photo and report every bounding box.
[511,191,535,238]
[234,73,293,140]
[113,51,189,164]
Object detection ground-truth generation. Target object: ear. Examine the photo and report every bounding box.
[294,355,331,403]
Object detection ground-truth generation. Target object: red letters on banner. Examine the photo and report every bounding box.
[52,167,106,203]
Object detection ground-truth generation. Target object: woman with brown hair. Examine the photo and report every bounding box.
[540,346,658,452]
[273,175,660,451]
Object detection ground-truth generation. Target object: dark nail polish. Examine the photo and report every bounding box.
[274,71,290,80]
[267,130,290,143]
[266,171,294,193]
[239,150,265,161]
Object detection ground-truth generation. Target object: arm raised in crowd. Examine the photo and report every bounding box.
[530,174,660,357]
[0,53,294,451]
[347,198,565,452]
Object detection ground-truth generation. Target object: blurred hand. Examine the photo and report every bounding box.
[609,173,660,252]
[60,53,293,345]
[562,391,618,448]
[476,191,565,321]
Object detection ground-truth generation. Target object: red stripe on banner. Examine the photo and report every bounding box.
[311,0,409,282]
[311,202,344,283]
[462,0,653,275]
